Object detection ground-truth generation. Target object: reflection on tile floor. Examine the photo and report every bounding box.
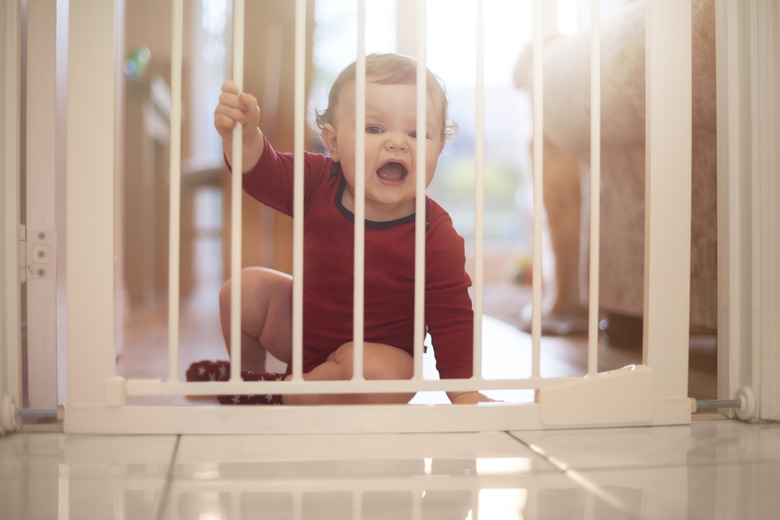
[2,417,779,519]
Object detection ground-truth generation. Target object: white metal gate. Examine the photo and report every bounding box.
[21,0,704,434]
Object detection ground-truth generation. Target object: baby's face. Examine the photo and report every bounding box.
[321,81,446,222]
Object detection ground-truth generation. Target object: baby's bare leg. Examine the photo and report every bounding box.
[219,267,293,373]
[282,342,415,405]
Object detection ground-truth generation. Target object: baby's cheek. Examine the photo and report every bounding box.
[426,157,441,180]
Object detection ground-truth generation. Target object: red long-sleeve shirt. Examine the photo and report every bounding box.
[241,138,474,379]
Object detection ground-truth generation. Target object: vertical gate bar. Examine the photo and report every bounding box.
[352,490,361,520]
[642,0,692,401]
[587,0,601,376]
[293,490,302,520]
[412,490,422,520]
[291,0,307,381]
[472,0,485,380]
[530,0,544,379]
[229,0,245,382]
[65,0,117,412]
[167,0,183,382]
[413,0,428,380]
[230,491,242,520]
[352,0,366,381]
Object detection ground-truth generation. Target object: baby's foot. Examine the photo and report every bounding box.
[217,371,286,405]
[186,360,230,382]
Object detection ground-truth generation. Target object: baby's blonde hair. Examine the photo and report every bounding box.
[316,53,457,141]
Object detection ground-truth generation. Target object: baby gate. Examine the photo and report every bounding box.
[22,0,697,434]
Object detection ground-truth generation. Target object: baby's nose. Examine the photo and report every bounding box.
[384,133,409,151]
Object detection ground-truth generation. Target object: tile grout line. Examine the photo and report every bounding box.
[505,431,645,520]
[154,434,182,520]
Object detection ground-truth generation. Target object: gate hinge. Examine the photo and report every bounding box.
[25,229,57,280]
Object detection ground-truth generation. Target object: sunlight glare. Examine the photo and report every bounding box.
[479,489,528,520]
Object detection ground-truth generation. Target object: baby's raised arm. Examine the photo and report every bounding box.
[214,81,264,172]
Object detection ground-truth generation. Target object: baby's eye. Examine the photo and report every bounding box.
[365,125,383,134]
[408,130,431,140]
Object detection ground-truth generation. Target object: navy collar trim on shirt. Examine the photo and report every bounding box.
[334,175,428,230]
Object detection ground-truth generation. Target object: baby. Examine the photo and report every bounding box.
[189,53,490,405]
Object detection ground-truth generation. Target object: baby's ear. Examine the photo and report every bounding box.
[321,123,340,162]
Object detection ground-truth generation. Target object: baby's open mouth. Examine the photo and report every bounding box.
[376,162,408,182]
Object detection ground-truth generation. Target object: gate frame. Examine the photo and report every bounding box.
[62,0,694,434]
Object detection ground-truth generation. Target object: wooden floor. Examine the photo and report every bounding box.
[117,235,717,404]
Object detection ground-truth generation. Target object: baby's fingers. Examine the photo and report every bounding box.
[214,111,237,136]
[237,92,260,122]
[220,80,240,95]
[215,82,260,139]
[215,99,248,122]
[218,89,245,112]
[218,90,259,118]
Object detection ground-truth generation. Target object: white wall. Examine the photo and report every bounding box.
[1,0,22,433]
[716,0,780,421]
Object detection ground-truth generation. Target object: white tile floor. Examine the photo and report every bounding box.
[2,416,779,519]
